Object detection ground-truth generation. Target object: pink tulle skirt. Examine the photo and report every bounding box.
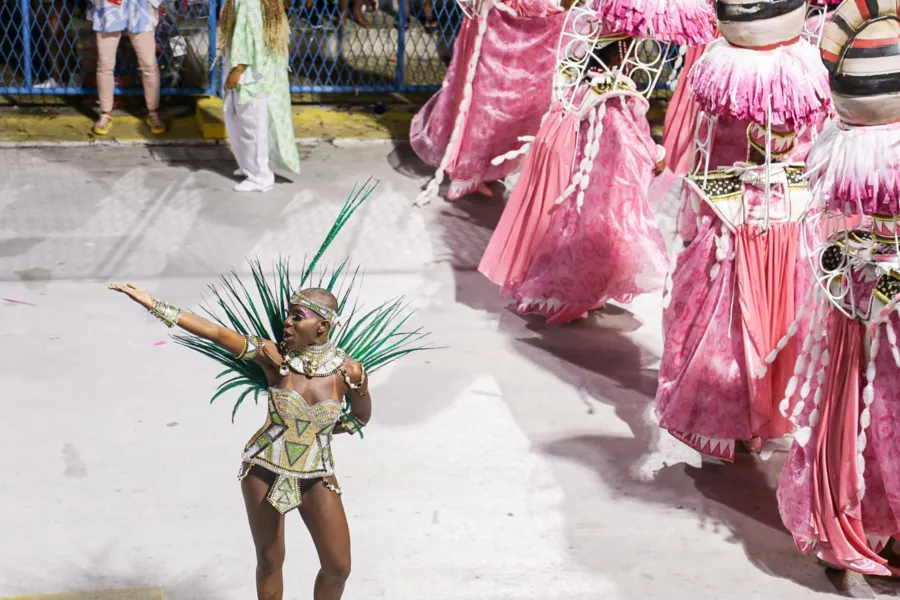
[410,6,566,199]
[689,37,831,129]
[478,104,580,287]
[506,95,668,325]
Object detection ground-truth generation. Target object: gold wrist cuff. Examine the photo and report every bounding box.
[149,299,182,328]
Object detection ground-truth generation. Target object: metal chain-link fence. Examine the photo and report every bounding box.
[0,0,680,96]
[0,0,216,94]
[286,0,461,92]
[0,0,461,95]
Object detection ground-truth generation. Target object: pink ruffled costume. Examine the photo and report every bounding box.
[506,91,668,324]
[655,0,831,459]
[477,0,715,323]
[410,0,566,203]
[657,163,815,460]
[775,0,900,574]
[778,257,900,576]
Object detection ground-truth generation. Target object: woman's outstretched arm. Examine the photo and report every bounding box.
[108,282,282,364]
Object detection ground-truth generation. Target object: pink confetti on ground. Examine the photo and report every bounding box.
[2,298,37,306]
[154,340,167,346]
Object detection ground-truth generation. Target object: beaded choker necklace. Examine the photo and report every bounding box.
[278,341,346,378]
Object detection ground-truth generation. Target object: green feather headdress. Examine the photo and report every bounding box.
[172,179,432,426]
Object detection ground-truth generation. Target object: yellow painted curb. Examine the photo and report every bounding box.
[0,104,415,144]
[0,113,205,144]
[1,587,165,600]
[292,105,412,140]
[195,96,226,140]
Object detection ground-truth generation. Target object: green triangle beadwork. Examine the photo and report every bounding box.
[271,413,284,426]
[295,419,310,436]
[285,441,309,466]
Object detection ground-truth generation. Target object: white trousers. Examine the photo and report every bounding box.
[225,92,275,187]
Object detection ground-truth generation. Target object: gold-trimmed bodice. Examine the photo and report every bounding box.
[686,165,811,230]
[241,387,342,480]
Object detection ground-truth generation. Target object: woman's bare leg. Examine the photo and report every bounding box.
[299,477,351,600]
[241,467,287,600]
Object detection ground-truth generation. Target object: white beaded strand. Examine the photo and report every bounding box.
[492,135,537,166]
[780,287,825,419]
[886,318,900,367]
[415,1,492,207]
[553,101,606,212]
[858,325,881,500]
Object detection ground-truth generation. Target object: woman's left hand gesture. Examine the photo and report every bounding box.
[108,282,154,310]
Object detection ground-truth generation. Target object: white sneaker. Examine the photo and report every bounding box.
[234,179,274,193]
[233,168,245,177]
[33,78,60,89]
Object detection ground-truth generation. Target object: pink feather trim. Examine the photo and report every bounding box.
[807,120,900,216]
[689,38,831,129]
[589,0,715,46]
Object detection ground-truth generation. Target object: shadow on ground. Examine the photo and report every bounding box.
[417,164,900,597]
[0,545,223,600]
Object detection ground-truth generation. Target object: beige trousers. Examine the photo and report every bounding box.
[96,31,160,113]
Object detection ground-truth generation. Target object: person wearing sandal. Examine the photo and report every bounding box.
[91,0,165,136]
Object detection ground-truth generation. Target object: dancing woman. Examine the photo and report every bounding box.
[107,185,428,600]
[111,283,366,599]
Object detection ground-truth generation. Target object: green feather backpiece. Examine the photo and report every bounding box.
[172,179,432,427]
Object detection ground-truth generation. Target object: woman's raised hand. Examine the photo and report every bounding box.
[108,282,154,309]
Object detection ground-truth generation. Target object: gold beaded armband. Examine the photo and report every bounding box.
[341,367,368,394]
[235,334,264,361]
[149,300,182,328]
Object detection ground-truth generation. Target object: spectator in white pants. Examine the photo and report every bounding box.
[219,0,300,191]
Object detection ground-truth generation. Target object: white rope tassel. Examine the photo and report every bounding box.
[757,279,817,379]
[553,103,605,211]
[492,135,537,166]
[415,2,491,207]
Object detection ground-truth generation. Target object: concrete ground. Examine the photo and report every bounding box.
[0,143,896,600]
